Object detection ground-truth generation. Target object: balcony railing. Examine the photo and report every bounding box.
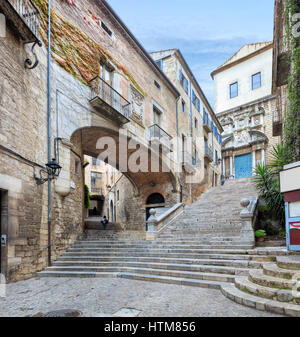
[149,124,172,142]
[91,187,103,195]
[204,145,213,162]
[90,76,131,125]
[203,112,212,133]
[3,0,40,41]
[149,124,173,151]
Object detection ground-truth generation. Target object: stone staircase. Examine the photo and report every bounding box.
[37,178,300,316]
[221,256,300,317]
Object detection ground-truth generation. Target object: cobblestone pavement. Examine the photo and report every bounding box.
[0,277,282,317]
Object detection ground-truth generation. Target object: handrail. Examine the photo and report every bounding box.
[90,76,131,119]
[149,124,172,141]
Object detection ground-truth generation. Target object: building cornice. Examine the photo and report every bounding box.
[216,94,277,117]
[211,43,273,79]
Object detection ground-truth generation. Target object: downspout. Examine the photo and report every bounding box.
[189,80,193,155]
[175,97,183,203]
[189,80,193,201]
[47,0,52,267]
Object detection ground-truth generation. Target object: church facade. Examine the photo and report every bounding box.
[211,42,282,179]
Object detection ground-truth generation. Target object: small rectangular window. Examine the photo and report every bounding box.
[182,100,185,113]
[230,82,238,98]
[252,72,261,90]
[195,118,198,129]
[101,21,113,37]
[154,80,161,90]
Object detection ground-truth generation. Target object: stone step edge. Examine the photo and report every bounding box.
[249,269,296,289]
[220,283,300,317]
[36,270,226,289]
[235,276,300,304]
[43,266,237,281]
[263,263,300,279]
[56,257,263,267]
[53,260,255,271]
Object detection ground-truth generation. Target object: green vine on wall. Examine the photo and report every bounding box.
[33,0,146,96]
[283,0,300,163]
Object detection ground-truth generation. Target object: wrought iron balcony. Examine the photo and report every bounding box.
[203,113,212,133]
[90,76,131,125]
[1,0,40,42]
[91,187,103,195]
[204,145,213,162]
[181,151,199,173]
[149,124,173,152]
[273,110,282,137]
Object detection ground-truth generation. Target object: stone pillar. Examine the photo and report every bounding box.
[261,149,265,165]
[222,158,225,177]
[252,150,256,172]
[230,156,233,177]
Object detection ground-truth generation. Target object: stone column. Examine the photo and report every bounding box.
[252,150,256,172]
[230,156,233,177]
[261,149,265,165]
[222,158,225,177]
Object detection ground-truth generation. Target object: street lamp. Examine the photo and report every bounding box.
[35,137,62,185]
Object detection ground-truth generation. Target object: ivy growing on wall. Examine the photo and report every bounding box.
[283,0,300,163]
[33,0,146,96]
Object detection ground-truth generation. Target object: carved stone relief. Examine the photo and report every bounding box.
[130,85,144,124]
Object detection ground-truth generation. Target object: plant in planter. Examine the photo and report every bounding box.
[255,230,267,242]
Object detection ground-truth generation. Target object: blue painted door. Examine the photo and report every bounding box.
[235,153,252,178]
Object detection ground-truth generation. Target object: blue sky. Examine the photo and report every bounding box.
[108,0,275,107]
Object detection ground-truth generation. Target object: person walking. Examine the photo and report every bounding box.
[101,215,108,230]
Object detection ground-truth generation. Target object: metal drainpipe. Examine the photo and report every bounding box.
[175,96,183,203]
[189,80,193,156]
[47,0,52,267]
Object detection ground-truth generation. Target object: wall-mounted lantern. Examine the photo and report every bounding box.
[35,137,62,185]
[279,161,300,251]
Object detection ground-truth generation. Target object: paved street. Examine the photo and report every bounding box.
[0,277,282,317]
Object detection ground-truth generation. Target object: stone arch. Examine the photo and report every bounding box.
[249,130,269,144]
[146,193,165,205]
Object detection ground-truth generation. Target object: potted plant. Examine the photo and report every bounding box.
[255,229,267,242]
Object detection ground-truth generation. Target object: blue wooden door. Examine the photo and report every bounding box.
[235,154,252,178]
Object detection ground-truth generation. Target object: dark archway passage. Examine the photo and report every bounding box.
[146,193,165,221]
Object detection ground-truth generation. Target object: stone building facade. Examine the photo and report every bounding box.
[150,49,223,199]
[0,0,222,282]
[211,42,282,179]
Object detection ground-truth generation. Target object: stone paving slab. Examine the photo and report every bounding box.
[0,277,282,317]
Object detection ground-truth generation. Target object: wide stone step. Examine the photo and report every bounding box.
[277,256,300,270]
[235,276,300,304]
[67,247,255,254]
[263,263,299,279]
[249,269,296,289]
[235,276,279,300]
[57,256,262,267]
[118,273,226,289]
[221,283,300,317]
[72,244,254,250]
[40,266,236,282]
[52,260,251,275]
[37,271,117,278]
[62,252,272,262]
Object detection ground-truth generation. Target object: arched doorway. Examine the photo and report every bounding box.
[146,193,165,221]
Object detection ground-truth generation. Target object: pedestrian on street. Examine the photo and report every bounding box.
[101,215,109,230]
